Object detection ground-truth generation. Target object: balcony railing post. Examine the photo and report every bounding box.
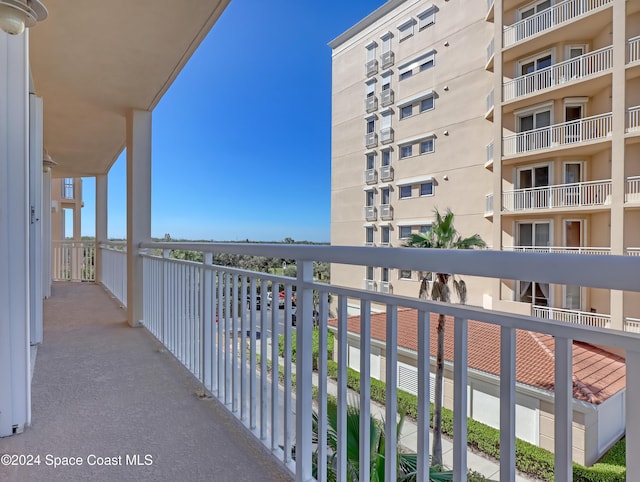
[385,306,399,482]
[295,260,314,482]
[453,317,469,482]
[500,327,517,481]
[628,350,640,478]
[555,337,573,481]
[202,252,213,391]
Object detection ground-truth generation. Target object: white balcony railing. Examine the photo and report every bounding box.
[379,203,393,220]
[628,35,640,64]
[502,179,611,211]
[135,241,640,481]
[485,193,493,215]
[380,127,394,144]
[503,46,612,102]
[627,176,640,203]
[486,142,494,165]
[363,205,377,221]
[99,242,127,307]
[506,246,611,255]
[486,89,494,114]
[364,279,376,291]
[379,164,393,181]
[380,89,394,107]
[627,105,640,133]
[366,59,378,77]
[503,0,612,48]
[503,112,612,156]
[625,317,640,333]
[627,248,640,256]
[52,240,96,282]
[486,38,494,63]
[381,51,394,69]
[378,281,391,293]
[365,96,378,113]
[364,168,377,184]
[364,132,378,148]
[533,305,611,328]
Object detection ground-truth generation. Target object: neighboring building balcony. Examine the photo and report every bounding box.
[503,0,613,49]
[364,132,378,148]
[501,179,611,213]
[365,96,378,113]
[502,112,612,158]
[364,168,377,184]
[379,203,393,221]
[625,317,640,333]
[503,46,612,103]
[379,164,393,181]
[378,281,391,294]
[628,248,640,256]
[627,106,640,134]
[533,305,611,329]
[506,245,611,255]
[363,279,376,291]
[380,127,394,144]
[486,0,494,21]
[485,193,493,216]
[381,50,394,69]
[485,38,494,71]
[627,176,640,204]
[485,89,494,120]
[380,89,394,107]
[485,142,494,169]
[363,205,377,221]
[366,59,378,77]
[628,35,640,65]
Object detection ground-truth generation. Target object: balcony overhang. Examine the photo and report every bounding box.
[29,0,230,178]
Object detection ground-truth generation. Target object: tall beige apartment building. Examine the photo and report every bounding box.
[330,0,640,329]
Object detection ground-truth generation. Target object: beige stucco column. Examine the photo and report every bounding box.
[95,174,108,284]
[126,109,152,327]
[609,0,626,330]
[0,31,31,436]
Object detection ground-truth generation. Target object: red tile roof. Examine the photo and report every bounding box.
[329,308,626,404]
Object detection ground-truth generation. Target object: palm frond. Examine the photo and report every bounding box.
[452,277,467,305]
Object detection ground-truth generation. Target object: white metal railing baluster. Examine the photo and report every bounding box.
[500,326,516,481]
[224,273,232,406]
[628,36,640,64]
[283,283,294,464]
[203,254,213,390]
[270,281,279,450]
[453,317,468,482]
[240,276,248,423]
[217,271,225,401]
[260,279,269,441]
[295,260,314,482]
[385,306,398,482]
[359,299,372,482]
[417,310,431,482]
[336,295,348,482]
[317,289,329,482]
[249,278,258,430]
[555,337,573,481]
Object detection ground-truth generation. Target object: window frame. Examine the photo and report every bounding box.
[400,145,413,159]
[399,185,413,199]
[420,182,434,196]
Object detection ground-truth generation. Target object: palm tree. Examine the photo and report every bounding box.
[311,399,453,481]
[404,209,486,467]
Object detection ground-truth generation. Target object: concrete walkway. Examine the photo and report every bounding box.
[0,283,292,482]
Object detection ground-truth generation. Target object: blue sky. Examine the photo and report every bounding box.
[80,0,387,242]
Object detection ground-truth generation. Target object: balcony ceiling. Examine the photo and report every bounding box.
[30,0,230,178]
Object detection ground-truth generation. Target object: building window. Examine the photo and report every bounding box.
[399,185,413,199]
[419,59,434,72]
[400,145,413,159]
[419,225,431,234]
[417,6,437,30]
[420,182,434,196]
[399,226,412,239]
[397,18,415,41]
[365,227,375,245]
[366,266,375,280]
[399,269,412,280]
[420,96,434,112]
[400,105,413,119]
[400,70,413,81]
[381,267,390,282]
[366,118,376,134]
[381,187,390,205]
[382,149,391,166]
[420,139,434,154]
[381,226,390,245]
[366,153,375,170]
[366,190,375,207]
[519,0,552,20]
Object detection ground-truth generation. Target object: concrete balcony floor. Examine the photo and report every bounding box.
[0,283,292,482]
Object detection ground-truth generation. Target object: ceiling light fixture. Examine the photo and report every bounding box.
[0,0,47,36]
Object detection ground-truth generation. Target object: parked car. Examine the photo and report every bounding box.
[246,295,261,310]
[291,308,319,327]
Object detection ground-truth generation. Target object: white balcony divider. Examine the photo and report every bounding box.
[533,305,611,329]
[505,245,611,255]
[628,35,640,64]
[503,112,612,156]
[52,240,96,282]
[627,106,640,133]
[626,176,640,203]
[485,193,493,215]
[503,45,613,102]
[625,317,640,333]
[138,241,640,481]
[99,242,127,307]
[502,179,611,211]
[503,0,612,47]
